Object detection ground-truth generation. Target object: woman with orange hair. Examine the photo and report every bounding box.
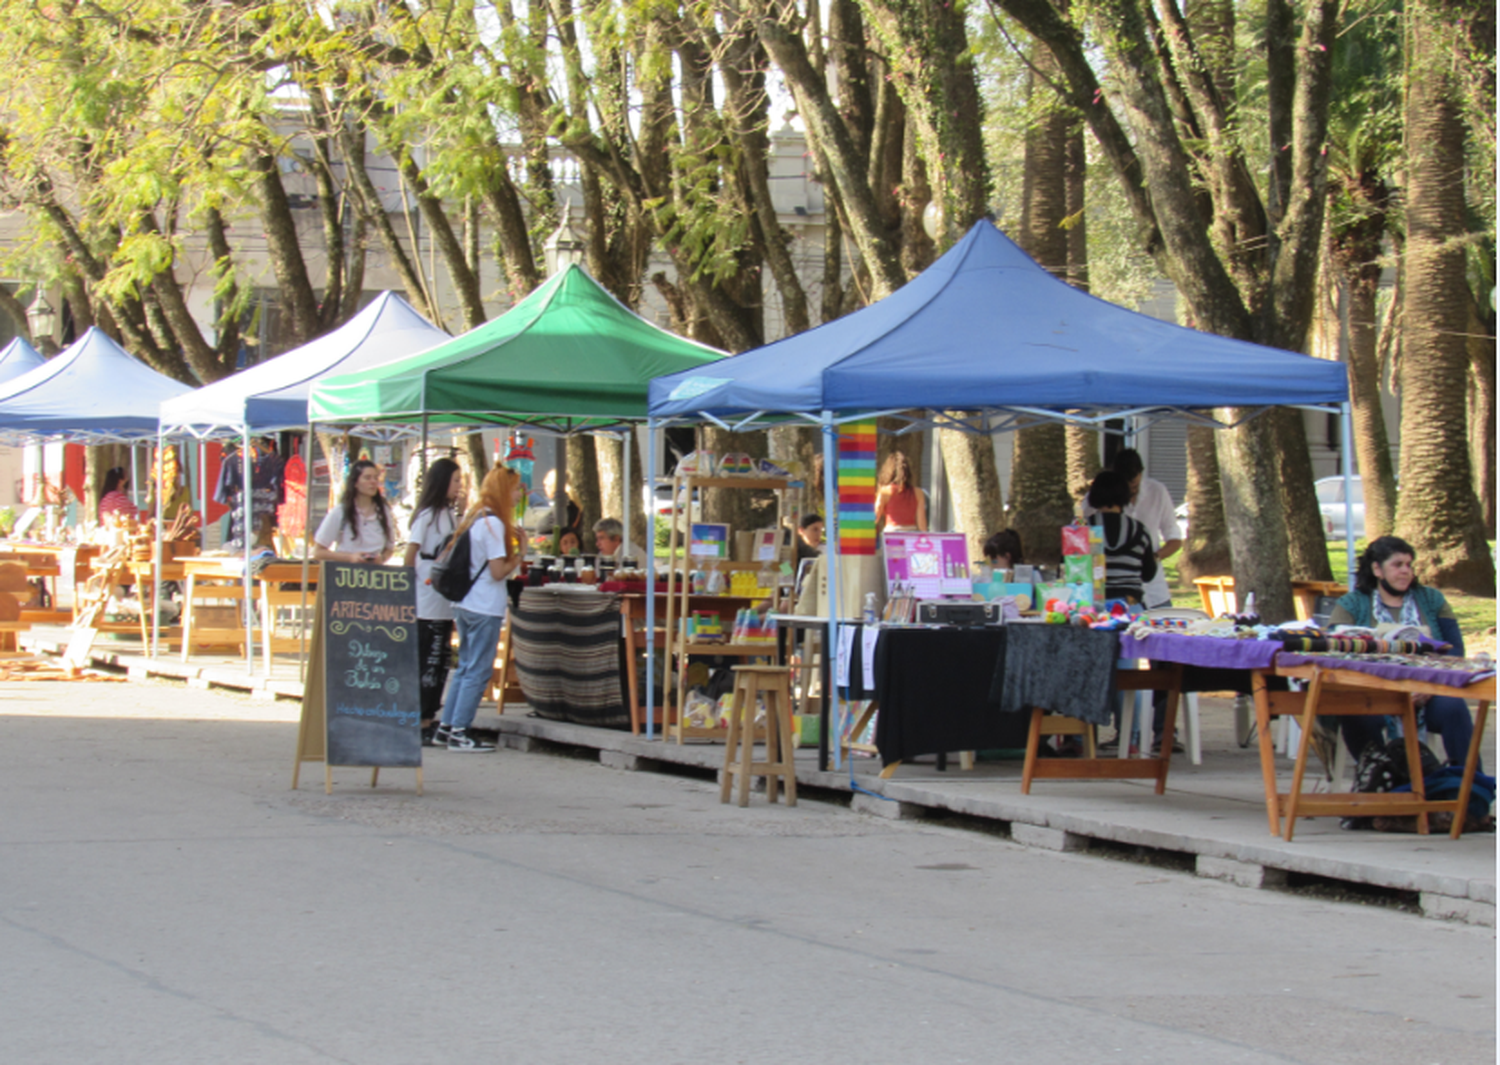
[434,465,525,752]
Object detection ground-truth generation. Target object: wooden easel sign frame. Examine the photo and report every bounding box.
[293,561,423,794]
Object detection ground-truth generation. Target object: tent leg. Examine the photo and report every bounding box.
[644,422,657,741]
[150,431,164,659]
[821,411,844,772]
[1340,401,1355,588]
[243,427,254,675]
[299,423,313,685]
[622,428,632,559]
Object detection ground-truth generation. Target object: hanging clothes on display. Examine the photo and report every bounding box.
[277,451,308,539]
[215,438,286,548]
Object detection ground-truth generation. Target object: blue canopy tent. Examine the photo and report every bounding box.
[0,337,45,386]
[646,221,1352,752]
[155,292,449,667]
[0,327,192,443]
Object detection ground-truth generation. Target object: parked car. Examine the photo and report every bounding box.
[645,482,701,522]
[1315,475,1364,540]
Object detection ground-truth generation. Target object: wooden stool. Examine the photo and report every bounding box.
[720,665,798,807]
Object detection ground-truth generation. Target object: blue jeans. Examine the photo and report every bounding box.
[1339,695,1481,772]
[439,606,505,731]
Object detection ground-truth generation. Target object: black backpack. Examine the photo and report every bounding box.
[430,525,479,603]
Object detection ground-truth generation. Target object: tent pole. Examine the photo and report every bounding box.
[298,424,313,685]
[622,428,633,559]
[198,440,208,544]
[242,427,254,674]
[644,421,658,740]
[1340,401,1355,588]
[150,431,164,660]
[419,414,429,483]
[820,411,844,772]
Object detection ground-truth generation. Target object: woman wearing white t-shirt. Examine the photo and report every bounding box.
[313,460,398,563]
[401,458,466,745]
[434,464,524,752]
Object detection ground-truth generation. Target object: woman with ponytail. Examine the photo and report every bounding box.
[434,465,524,752]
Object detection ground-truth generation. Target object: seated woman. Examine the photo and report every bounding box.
[982,528,1023,569]
[98,467,140,525]
[1329,536,1480,770]
[1086,470,1156,604]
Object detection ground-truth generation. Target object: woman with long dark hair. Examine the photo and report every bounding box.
[873,451,927,534]
[1329,536,1480,770]
[434,464,525,752]
[401,458,466,745]
[313,459,397,564]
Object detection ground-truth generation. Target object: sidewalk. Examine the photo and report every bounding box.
[26,627,1497,925]
[489,699,1497,927]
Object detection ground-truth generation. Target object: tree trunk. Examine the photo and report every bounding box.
[1346,270,1398,540]
[594,434,648,551]
[700,428,774,538]
[1394,0,1495,594]
[566,436,603,546]
[941,427,1007,563]
[1468,296,1496,538]
[1272,408,1333,581]
[1216,415,1295,620]
[1005,425,1072,566]
[251,152,323,348]
[1004,47,1074,567]
[1065,427,1101,503]
[1180,424,1232,581]
[769,425,823,522]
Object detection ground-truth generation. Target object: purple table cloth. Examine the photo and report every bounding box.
[1272,652,1497,691]
[1117,632,1282,671]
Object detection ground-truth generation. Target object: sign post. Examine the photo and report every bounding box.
[293,561,422,794]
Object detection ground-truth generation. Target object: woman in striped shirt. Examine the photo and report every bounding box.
[1086,470,1157,604]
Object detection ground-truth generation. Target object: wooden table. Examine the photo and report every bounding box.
[619,593,669,734]
[180,558,318,669]
[1020,662,1184,793]
[1252,661,1494,840]
[124,558,185,649]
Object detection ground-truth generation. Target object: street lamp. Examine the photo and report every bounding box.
[26,285,56,345]
[543,202,586,276]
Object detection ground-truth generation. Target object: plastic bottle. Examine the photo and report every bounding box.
[863,592,878,626]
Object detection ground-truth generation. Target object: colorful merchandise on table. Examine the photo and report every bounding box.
[716,452,755,476]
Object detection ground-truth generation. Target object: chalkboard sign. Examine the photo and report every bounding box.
[319,561,421,768]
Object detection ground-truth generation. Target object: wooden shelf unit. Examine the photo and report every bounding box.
[662,473,800,742]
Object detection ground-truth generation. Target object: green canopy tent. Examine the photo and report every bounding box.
[307,264,727,555]
[308,265,726,435]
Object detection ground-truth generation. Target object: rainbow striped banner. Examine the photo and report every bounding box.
[838,419,877,555]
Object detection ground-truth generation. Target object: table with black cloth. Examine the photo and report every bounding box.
[873,624,1189,792]
[871,627,1043,772]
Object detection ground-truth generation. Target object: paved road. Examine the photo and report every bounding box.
[1,681,1493,1064]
